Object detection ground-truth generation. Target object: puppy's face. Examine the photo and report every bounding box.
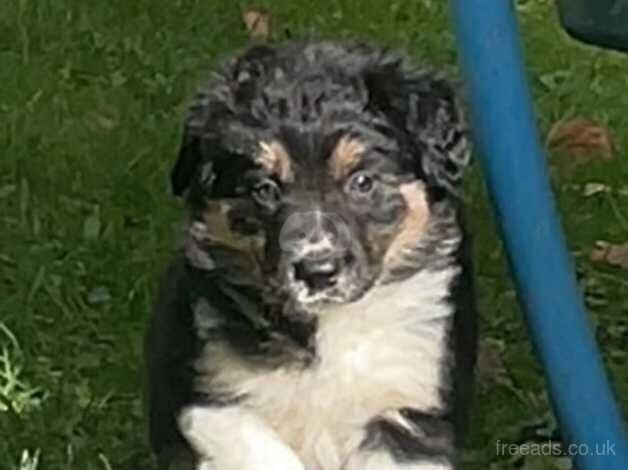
[172,43,469,315]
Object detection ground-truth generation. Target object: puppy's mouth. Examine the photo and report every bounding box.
[293,256,344,291]
[282,254,374,311]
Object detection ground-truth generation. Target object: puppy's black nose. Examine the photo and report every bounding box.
[294,258,340,291]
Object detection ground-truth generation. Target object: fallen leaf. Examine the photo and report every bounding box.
[547,118,615,163]
[242,7,272,40]
[590,241,610,262]
[606,245,628,269]
[590,241,628,270]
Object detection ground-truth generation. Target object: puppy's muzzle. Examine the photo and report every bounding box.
[280,211,354,291]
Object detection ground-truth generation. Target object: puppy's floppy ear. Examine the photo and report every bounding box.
[170,89,216,197]
[170,45,278,197]
[171,134,203,197]
[365,65,471,194]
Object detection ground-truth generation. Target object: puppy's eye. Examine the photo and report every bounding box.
[347,172,376,196]
[253,179,281,207]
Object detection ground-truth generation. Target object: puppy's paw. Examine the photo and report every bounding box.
[179,405,305,470]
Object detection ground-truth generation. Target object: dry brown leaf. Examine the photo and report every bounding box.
[242,7,272,40]
[590,241,628,270]
[547,118,615,164]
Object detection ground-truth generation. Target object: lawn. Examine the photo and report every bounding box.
[1,0,627,469]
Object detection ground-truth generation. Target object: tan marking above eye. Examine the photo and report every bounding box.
[328,136,366,180]
[257,141,294,183]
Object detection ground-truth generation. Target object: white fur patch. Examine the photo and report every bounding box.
[178,405,305,470]
[193,267,457,470]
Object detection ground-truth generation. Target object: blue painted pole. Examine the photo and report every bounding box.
[449,1,628,468]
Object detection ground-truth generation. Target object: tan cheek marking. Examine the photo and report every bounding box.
[188,199,266,280]
[258,141,294,182]
[328,136,366,180]
[383,182,431,266]
[194,201,237,245]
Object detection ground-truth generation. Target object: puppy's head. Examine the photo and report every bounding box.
[173,42,470,315]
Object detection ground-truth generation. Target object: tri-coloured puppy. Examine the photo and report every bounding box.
[144,41,477,470]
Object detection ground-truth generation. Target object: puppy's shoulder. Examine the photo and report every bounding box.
[145,255,197,367]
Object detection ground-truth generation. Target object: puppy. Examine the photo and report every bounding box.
[144,41,477,470]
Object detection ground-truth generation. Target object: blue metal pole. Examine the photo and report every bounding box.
[449,1,628,468]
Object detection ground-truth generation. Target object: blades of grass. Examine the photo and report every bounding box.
[98,453,114,470]
[19,449,41,470]
[19,178,30,229]
[605,192,628,234]
[17,0,31,65]
[26,266,46,305]
[0,322,20,350]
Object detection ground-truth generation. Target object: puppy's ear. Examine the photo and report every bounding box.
[171,134,203,197]
[365,66,471,194]
[170,91,216,197]
[170,45,277,197]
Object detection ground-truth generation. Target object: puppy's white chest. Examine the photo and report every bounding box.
[195,268,456,470]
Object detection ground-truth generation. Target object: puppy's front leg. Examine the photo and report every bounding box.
[178,405,305,470]
[343,410,456,470]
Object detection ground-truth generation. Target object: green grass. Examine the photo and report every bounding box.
[1,0,627,469]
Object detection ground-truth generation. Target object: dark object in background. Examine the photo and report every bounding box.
[558,0,628,53]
